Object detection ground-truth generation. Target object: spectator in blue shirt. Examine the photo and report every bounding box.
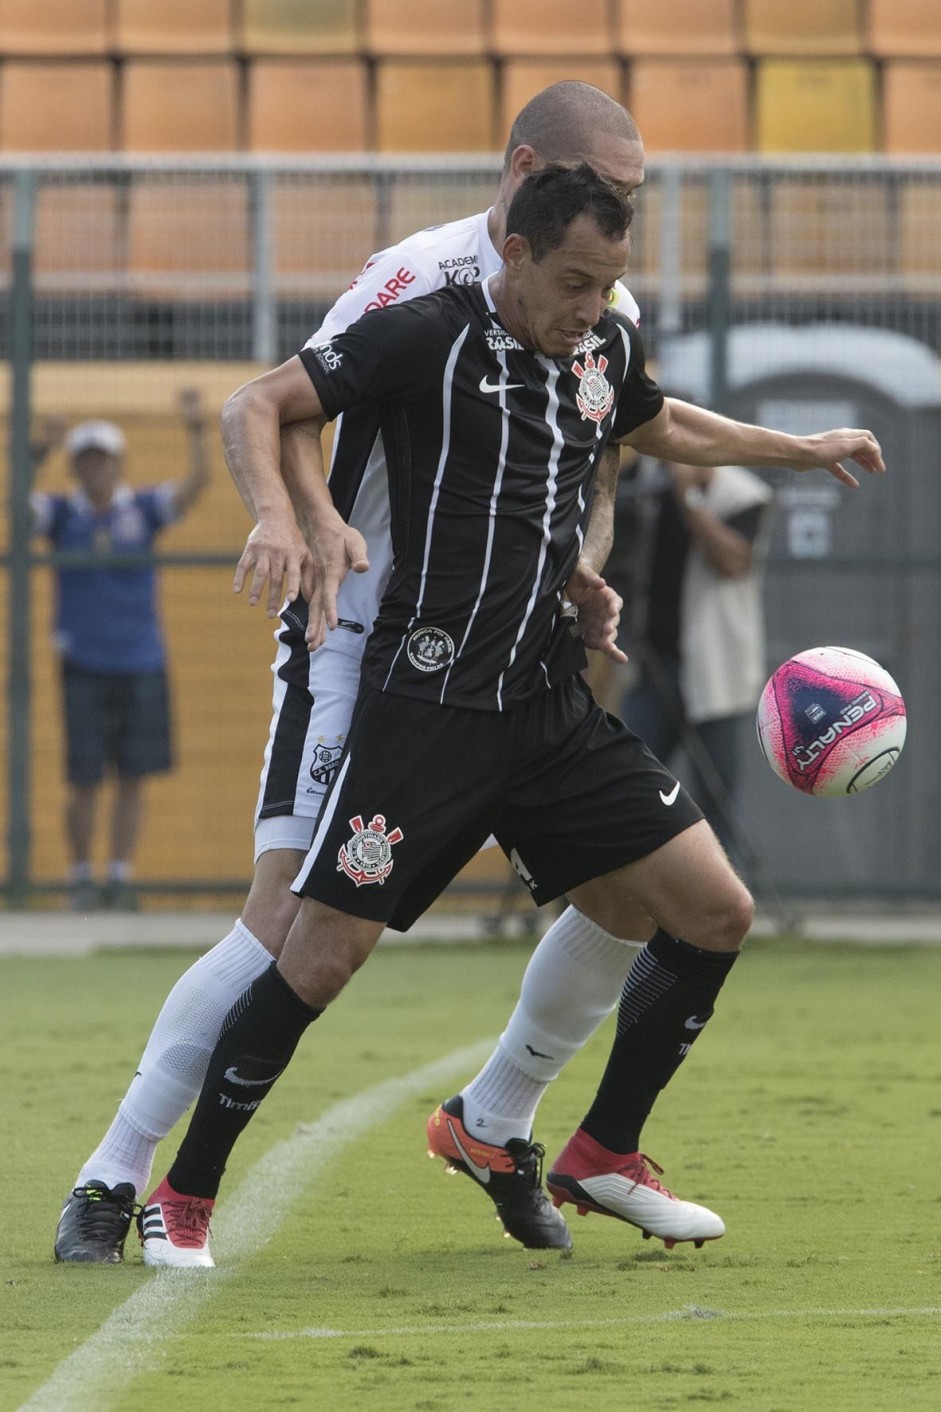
[31,391,211,910]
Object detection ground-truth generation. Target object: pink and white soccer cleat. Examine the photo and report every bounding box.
[138,1177,215,1268]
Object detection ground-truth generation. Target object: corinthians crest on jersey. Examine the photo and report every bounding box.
[572,350,615,424]
[338,813,404,886]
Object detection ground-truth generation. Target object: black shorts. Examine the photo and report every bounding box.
[295,674,702,931]
[62,663,173,785]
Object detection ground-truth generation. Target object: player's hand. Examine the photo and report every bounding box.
[304,516,370,651]
[792,429,885,488]
[563,561,627,664]
[233,511,314,618]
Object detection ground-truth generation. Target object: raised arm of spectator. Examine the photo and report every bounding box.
[169,388,212,517]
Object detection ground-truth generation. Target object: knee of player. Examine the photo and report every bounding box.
[718,881,754,948]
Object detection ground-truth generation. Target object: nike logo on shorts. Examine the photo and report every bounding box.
[479,376,524,394]
[659,781,681,806]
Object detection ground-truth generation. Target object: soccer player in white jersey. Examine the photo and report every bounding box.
[55,82,659,1263]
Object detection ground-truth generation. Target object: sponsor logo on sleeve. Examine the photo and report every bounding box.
[311,341,343,373]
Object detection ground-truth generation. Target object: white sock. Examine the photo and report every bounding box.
[75,920,272,1195]
[461,906,641,1147]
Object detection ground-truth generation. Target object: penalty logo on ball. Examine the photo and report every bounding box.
[756,645,906,797]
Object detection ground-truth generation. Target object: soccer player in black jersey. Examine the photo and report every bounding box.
[138,165,884,1267]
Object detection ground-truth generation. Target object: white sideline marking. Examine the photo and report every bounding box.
[249,1306,941,1341]
[19,1038,495,1412]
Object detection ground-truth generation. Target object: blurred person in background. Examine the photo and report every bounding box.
[612,439,774,866]
[31,390,210,912]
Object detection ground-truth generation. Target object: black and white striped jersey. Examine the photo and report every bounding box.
[300,274,663,711]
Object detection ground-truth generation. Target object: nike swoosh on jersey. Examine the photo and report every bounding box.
[224,1066,283,1087]
[659,781,681,806]
[446,1118,491,1184]
[479,376,525,394]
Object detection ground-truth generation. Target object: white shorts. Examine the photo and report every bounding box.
[253,643,361,860]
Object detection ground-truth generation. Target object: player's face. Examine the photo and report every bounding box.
[504,213,630,359]
[574,134,645,203]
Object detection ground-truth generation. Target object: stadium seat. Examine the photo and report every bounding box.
[383,172,498,248]
[114,0,233,55]
[742,0,863,55]
[628,177,764,296]
[126,178,250,298]
[239,0,360,55]
[490,0,612,56]
[867,0,941,59]
[121,61,240,151]
[883,62,941,154]
[615,0,739,56]
[768,177,891,291]
[270,177,379,298]
[628,59,750,152]
[896,180,941,292]
[754,60,876,152]
[33,183,121,286]
[499,61,624,140]
[0,0,108,56]
[248,60,368,151]
[0,62,114,151]
[375,61,495,151]
[362,0,486,55]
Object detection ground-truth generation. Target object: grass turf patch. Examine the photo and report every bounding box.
[2,935,940,1411]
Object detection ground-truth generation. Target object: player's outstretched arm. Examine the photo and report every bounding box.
[622,399,885,488]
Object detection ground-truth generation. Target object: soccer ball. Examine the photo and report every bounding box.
[756,645,906,797]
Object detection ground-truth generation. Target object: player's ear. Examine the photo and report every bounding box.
[507,144,539,186]
[502,233,530,272]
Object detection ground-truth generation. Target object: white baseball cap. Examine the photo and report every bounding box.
[66,420,126,457]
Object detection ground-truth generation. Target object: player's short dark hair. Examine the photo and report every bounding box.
[504,163,632,263]
[504,81,640,169]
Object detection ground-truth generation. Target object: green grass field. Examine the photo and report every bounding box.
[2,933,940,1412]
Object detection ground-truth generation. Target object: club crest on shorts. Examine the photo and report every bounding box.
[572,351,614,424]
[338,814,404,887]
[308,740,344,791]
[407,625,455,673]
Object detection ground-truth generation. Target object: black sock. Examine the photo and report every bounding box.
[167,962,321,1199]
[581,929,738,1154]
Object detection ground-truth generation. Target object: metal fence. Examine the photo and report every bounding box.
[3,156,940,907]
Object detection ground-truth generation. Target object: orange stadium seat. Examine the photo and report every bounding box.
[248,59,368,151]
[127,178,250,299]
[490,0,612,56]
[0,0,109,56]
[768,177,891,290]
[742,0,863,55]
[375,60,495,152]
[270,177,379,298]
[628,59,750,152]
[615,0,740,56]
[121,61,240,151]
[754,60,876,152]
[239,0,360,55]
[362,0,487,55]
[896,181,941,292]
[114,0,233,55]
[33,183,121,286]
[499,60,624,139]
[0,62,114,151]
[867,0,941,59]
[882,62,941,154]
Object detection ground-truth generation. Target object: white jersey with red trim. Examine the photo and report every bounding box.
[301,208,640,663]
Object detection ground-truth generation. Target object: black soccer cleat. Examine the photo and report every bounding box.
[54,1181,138,1263]
[427,1095,573,1250]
